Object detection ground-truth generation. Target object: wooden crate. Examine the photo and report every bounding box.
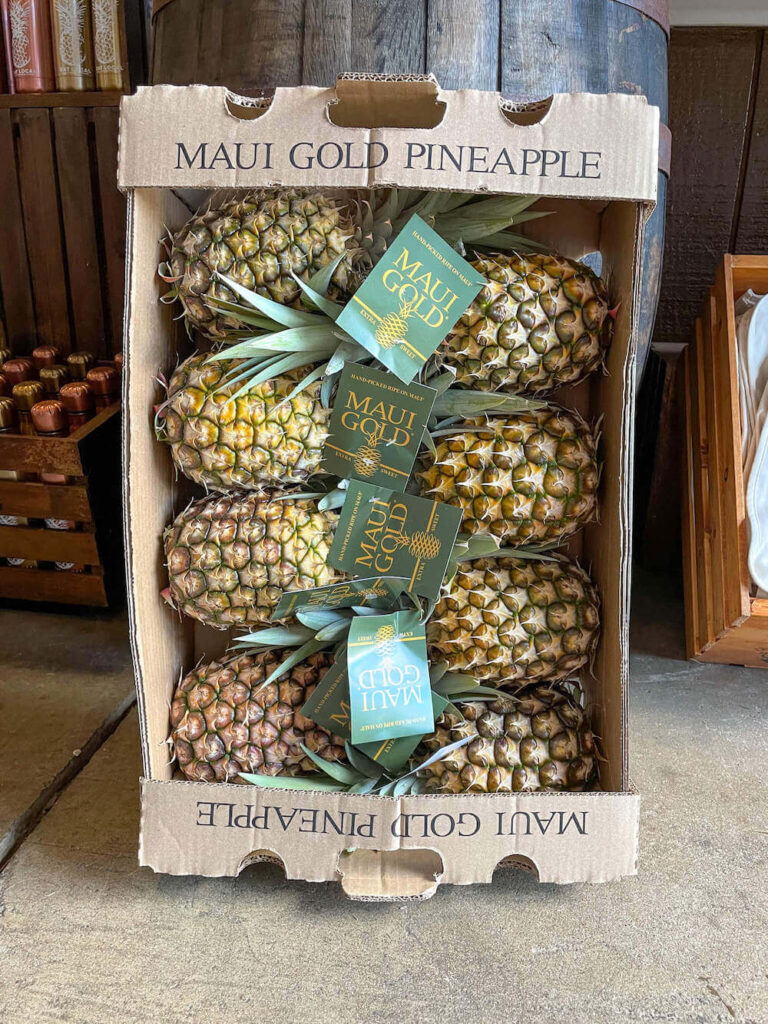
[0,93,125,359]
[682,255,768,667]
[0,403,123,606]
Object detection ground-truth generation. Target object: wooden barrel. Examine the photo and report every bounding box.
[151,0,669,377]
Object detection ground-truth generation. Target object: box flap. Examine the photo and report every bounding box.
[118,82,658,202]
[139,779,640,895]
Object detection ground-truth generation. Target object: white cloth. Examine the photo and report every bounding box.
[734,291,768,596]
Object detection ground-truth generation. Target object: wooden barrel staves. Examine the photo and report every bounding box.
[151,0,669,377]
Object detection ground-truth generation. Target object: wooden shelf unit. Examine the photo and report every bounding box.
[0,403,123,607]
[682,255,768,668]
[0,92,124,109]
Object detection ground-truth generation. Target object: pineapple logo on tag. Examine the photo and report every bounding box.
[374,624,397,663]
[392,529,441,562]
[353,424,386,478]
[374,297,417,351]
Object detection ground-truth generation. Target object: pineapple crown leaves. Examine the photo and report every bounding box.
[389,190,551,253]
[200,267,547,421]
[239,733,476,796]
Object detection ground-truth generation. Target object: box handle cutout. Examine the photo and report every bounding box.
[338,848,444,901]
[237,849,286,874]
[499,96,554,127]
[225,90,275,122]
[495,854,540,881]
[329,75,446,129]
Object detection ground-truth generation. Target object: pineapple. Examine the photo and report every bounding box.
[164,491,342,629]
[414,683,597,792]
[170,650,345,782]
[159,352,329,492]
[438,253,610,395]
[418,407,599,546]
[161,190,373,340]
[427,556,600,687]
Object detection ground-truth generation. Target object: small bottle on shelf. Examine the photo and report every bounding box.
[86,365,120,409]
[32,344,59,371]
[39,364,70,396]
[50,0,95,91]
[90,0,125,91]
[66,350,96,381]
[12,380,44,435]
[0,2,14,94]
[59,380,94,433]
[3,357,36,384]
[1,0,55,93]
[31,399,84,573]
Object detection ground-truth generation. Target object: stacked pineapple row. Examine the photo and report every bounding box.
[155,189,610,794]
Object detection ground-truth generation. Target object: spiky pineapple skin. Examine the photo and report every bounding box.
[165,190,366,340]
[414,684,597,793]
[440,253,609,395]
[164,491,342,629]
[418,407,599,546]
[170,650,345,782]
[427,556,600,687]
[161,353,329,492]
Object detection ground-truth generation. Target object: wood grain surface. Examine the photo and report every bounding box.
[0,103,126,357]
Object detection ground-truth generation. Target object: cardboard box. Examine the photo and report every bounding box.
[682,255,768,668]
[120,75,658,899]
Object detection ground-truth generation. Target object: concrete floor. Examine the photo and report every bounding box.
[1,573,767,1024]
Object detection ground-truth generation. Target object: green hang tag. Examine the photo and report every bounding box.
[336,214,485,384]
[321,363,436,490]
[347,610,433,744]
[300,662,451,774]
[329,481,462,601]
[272,576,410,620]
[299,656,351,738]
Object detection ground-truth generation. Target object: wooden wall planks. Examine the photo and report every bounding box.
[0,103,126,357]
[638,28,768,565]
[734,36,768,254]
[654,28,766,349]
